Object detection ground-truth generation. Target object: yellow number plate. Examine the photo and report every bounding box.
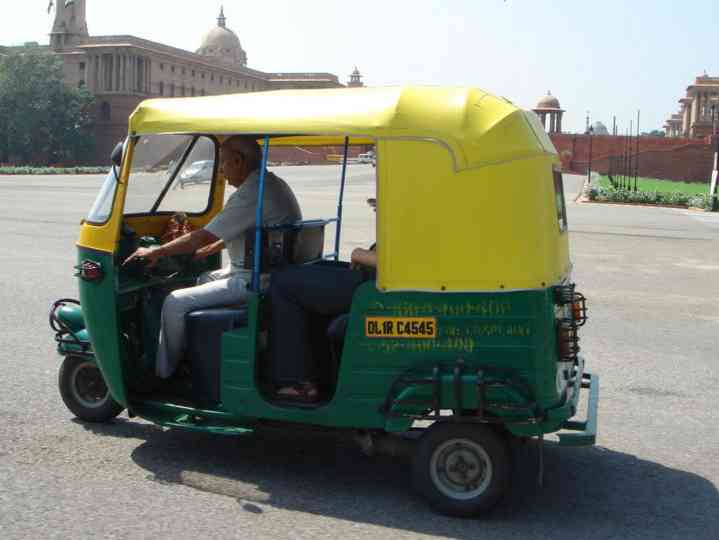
[365,317,437,339]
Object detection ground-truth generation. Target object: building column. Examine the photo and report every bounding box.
[691,94,698,135]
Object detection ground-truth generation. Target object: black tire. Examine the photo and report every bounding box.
[58,355,124,422]
[412,422,511,517]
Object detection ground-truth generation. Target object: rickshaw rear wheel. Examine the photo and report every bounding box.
[59,355,124,422]
[412,422,511,517]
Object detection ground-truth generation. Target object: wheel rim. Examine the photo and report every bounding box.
[429,437,493,500]
[70,361,110,409]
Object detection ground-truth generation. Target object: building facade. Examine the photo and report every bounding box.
[2,1,364,162]
[664,74,719,138]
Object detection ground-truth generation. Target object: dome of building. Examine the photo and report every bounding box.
[591,121,609,135]
[197,7,247,66]
[536,91,561,110]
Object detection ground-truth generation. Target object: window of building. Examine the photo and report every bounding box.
[160,63,164,71]
[171,65,175,73]
[201,72,205,79]
[79,62,85,72]
[192,70,196,77]
[181,86,186,97]
[220,76,223,84]
[201,89,206,96]
[100,101,111,121]
[211,74,214,81]
[191,87,196,97]
[170,83,175,97]
[159,81,164,96]
[182,68,186,75]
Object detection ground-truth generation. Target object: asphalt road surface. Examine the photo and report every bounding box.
[1,167,718,539]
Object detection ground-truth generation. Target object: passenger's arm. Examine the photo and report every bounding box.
[350,247,377,269]
[193,239,225,260]
[123,229,219,267]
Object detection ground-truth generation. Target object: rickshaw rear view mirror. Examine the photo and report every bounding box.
[110,141,124,168]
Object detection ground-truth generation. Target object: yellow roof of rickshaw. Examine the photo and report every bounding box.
[129,86,556,171]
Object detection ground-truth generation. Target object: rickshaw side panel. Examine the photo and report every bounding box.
[335,283,564,429]
[77,246,128,406]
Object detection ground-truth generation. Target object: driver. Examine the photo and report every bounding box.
[123,135,301,378]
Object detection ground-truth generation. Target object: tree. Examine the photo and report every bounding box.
[0,52,95,165]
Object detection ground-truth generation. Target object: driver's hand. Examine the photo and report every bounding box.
[192,245,211,261]
[123,246,162,268]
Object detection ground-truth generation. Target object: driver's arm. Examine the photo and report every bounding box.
[193,238,225,260]
[123,229,218,267]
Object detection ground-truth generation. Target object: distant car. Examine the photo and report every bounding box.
[357,151,376,166]
[179,160,214,188]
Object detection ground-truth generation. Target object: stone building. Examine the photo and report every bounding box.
[664,74,719,138]
[532,91,564,134]
[1,1,364,162]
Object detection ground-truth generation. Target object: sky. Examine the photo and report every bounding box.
[2,0,719,134]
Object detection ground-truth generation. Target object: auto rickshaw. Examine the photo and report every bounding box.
[49,86,598,517]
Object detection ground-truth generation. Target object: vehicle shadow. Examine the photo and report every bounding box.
[80,419,719,539]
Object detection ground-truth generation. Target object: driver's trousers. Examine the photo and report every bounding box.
[156,267,251,378]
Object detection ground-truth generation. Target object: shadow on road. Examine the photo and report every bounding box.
[79,419,718,538]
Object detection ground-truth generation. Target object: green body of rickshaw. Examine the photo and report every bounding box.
[50,86,598,517]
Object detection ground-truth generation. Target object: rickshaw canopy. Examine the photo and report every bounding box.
[99,86,569,292]
[128,86,557,171]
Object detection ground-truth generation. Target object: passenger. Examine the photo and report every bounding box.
[268,245,377,402]
[123,135,302,378]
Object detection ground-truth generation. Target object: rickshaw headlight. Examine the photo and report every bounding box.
[77,260,104,282]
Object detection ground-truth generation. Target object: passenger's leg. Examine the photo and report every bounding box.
[269,265,364,387]
[156,274,248,378]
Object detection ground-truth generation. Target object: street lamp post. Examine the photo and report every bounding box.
[587,126,594,184]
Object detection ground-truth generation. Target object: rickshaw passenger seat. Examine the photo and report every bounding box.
[327,313,350,367]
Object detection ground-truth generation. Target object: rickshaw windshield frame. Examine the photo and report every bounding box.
[123,134,219,218]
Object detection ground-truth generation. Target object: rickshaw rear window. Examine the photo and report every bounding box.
[553,169,568,232]
[125,135,215,215]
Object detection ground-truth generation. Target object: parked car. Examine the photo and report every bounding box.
[357,151,376,166]
[179,159,214,188]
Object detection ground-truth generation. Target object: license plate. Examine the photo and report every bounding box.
[365,317,437,338]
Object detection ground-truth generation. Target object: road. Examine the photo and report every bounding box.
[0,167,718,539]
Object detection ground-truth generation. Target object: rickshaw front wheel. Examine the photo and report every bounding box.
[59,355,124,422]
[412,423,511,517]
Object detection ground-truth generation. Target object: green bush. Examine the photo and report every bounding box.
[589,185,711,209]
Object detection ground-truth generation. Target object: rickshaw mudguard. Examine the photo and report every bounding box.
[76,247,128,407]
[56,303,86,333]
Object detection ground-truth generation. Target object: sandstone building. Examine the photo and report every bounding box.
[664,74,719,138]
[1,1,364,162]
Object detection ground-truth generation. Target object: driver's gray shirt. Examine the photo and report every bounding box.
[204,169,301,272]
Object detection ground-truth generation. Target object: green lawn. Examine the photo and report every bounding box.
[597,175,709,195]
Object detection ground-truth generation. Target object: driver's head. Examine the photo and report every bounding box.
[220,136,263,186]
